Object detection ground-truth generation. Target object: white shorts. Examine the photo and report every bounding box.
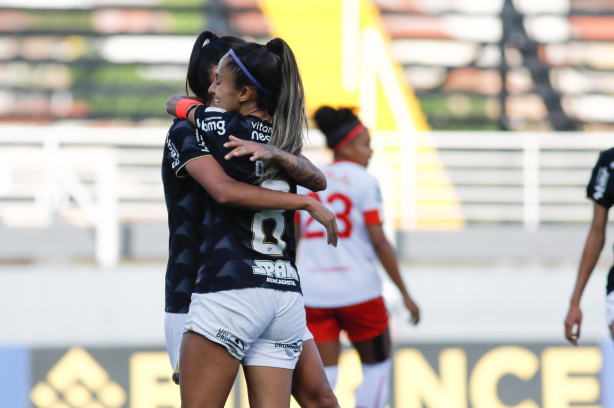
[184,288,306,369]
[302,327,314,342]
[164,312,187,376]
[607,291,614,327]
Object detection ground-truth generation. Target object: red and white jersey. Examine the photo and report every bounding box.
[296,160,384,308]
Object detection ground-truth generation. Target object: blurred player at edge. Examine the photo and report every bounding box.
[295,106,420,408]
[163,31,339,407]
[565,148,614,344]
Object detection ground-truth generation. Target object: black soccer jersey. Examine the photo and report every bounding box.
[191,106,301,294]
[162,118,211,313]
[587,147,614,295]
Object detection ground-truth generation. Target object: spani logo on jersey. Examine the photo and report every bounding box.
[252,260,299,286]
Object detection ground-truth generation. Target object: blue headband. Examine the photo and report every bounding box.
[228,49,271,96]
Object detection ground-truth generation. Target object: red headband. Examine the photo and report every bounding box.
[332,124,365,152]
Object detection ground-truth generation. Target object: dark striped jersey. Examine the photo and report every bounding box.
[192,105,301,295]
[586,147,614,294]
[162,118,211,313]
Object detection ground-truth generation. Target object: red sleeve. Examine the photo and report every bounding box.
[294,211,301,224]
[176,99,204,119]
[363,209,381,225]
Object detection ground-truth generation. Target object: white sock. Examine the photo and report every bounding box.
[355,359,392,408]
[324,365,339,389]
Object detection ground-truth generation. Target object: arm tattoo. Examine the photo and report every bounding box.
[304,173,315,184]
[295,161,308,176]
[262,145,276,155]
[276,151,326,189]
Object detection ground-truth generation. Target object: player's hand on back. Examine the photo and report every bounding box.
[564,304,582,345]
[224,135,278,161]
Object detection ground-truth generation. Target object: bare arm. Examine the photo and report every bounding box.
[565,202,608,345]
[366,223,420,324]
[223,136,327,191]
[167,95,326,192]
[166,95,202,125]
[185,156,337,246]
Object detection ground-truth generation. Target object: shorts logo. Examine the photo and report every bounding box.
[275,340,303,358]
[252,260,299,286]
[216,328,245,355]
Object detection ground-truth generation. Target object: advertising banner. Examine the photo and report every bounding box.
[2,342,612,408]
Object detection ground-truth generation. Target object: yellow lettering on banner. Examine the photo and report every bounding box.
[542,347,601,408]
[130,352,238,408]
[395,348,467,408]
[130,353,181,408]
[469,346,539,408]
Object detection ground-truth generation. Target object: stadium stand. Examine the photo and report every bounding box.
[2,0,614,127]
[2,0,614,264]
[220,0,614,130]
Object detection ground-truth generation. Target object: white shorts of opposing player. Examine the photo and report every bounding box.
[184,288,307,369]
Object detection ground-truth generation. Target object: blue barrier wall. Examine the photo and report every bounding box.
[0,347,30,408]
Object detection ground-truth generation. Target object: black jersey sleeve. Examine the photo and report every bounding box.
[166,119,211,178]
[587,148,614,209]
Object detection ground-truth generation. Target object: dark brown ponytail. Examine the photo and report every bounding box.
[227,39,306,181]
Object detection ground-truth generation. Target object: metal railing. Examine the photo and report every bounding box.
[369,131,614,231]
[1,126,612,264]
[0,125,164,266]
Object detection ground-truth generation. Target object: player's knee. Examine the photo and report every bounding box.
[313,384,339,408]
[295,380,339,408]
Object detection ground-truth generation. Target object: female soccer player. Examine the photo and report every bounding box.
[167,39,337,408]
[292,106,421,408]
[164,32,338,407]
[565,148,614,345]
[163,31,244,386]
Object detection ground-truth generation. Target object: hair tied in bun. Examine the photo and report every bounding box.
[266,38,282,53]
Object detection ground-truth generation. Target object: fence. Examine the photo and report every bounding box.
[0,125,612,264]
[0,125,164,266]
[370,131,613,231]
